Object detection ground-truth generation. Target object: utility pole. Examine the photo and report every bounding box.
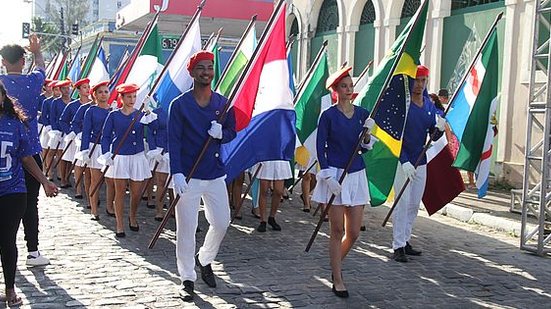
[60,7,67,49]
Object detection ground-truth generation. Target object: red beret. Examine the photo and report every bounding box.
[90,81,110,94]
[49,80,59,88]
[56,80,72,88]
[44,79,52,86]
[416,65,429,78]
[326,66,352,90]
[187,51,214,73]
[73,78,90,88]
[116,83,139,94]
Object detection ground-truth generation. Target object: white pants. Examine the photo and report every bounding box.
[392,164,427,250]
[175,176,230,282]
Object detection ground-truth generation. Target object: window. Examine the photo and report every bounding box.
[317,0,338,33]
[360,1,376,25]
[452,0,503,10]
[401,0,421,19]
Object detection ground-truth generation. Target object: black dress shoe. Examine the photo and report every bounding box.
[251,208,260,219]
[393,247,408,263]
[115,231,126,238]
[268,217,281,231]
[195,254,216,288]
[105,209,116,217]
[129,221,139,232]
[74,194,83,199]
[90,215,100,221]
[332,285,349,298]
[257,221,267,232]
[179,280,194,301]
[405,242,422,256]
[154,216,163,222]
[146,203,156,209]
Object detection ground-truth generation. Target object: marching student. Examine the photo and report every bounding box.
[146,106,171,221]
[311,66,376,298]
[78,81,114,220]
[47,79,72,187]
[0,34,52,266]
[391,65,446,263]
[168,51,236,301]
[59,78,92,198]
[39,80,59,172]
[37,78,52,135]
[0,81,58,306]
[99,83,153,237]
[70,81,96,200]
[252,160,292,232]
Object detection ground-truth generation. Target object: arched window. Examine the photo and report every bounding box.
[290,17,299,36]
[452,0,503,10]
[401,0,421,19]
[360,1,376,25]
[317,0,339,33]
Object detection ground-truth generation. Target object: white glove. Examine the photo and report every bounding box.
[402,162,416,182]
[43,125,52,134]
[360,135,379,151]
[435,114,446,132]
[140,111,158,124]
[316,168,342,196]
[363,117,375,133]
[97,152,114,166]
[208,121,223,139]
[147,148,164,163]
[173,173,189,196]
[162,152,170,164]
[63,131,77,143]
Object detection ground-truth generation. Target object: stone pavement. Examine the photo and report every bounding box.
[2,183,551,308]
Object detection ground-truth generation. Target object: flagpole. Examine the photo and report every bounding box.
[293,40,328,103]
[353,60,373,88]
[89,2,206,199]
[214,14,257,90]
[149,0,286,249]
[381,12,504,227]
[305,0,430,252]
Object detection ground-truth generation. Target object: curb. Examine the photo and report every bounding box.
[437,203,537,237]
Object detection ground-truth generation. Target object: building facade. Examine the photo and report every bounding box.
[287,0,537,188]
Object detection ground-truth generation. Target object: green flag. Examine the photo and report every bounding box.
[354,0,429,206]
[294,52,331,166]
[216,26,256,96]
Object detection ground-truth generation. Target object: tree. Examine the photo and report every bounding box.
[45,1,90,46]
[32,17,62,58]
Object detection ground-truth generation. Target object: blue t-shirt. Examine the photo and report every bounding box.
[81,105,110,151]
[0,115,34,197]
[147,107,168,150]
[400,95,438,166]
[317,105,370,173]
[0,69,46,155]
[101,109,146,155]
[50,98,69,131]
[39,97,54,126]
[168,90,236,180]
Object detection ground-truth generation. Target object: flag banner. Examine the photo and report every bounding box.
[354,1,429,206]
[447,30,499,198]
[150,15,202,111]
[221,2,296,182]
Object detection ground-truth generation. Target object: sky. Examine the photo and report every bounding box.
[0,1,33,48]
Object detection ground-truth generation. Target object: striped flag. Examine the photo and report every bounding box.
[447,30,500,198]
[87,46,109,86]
[150,14,202,111]
[221,2,296,182]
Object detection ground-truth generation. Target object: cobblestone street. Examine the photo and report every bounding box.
[2,186,550,308]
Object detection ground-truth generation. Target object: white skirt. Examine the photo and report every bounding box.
[40,129,50,149]
[253,160,292,181]
[149,154,170,174]
[61,139,78,162]
[47,137,65,150]
[84,143,102,170]
[105,152,152,181]
[312,167,370,206]
[297,157,319,175]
